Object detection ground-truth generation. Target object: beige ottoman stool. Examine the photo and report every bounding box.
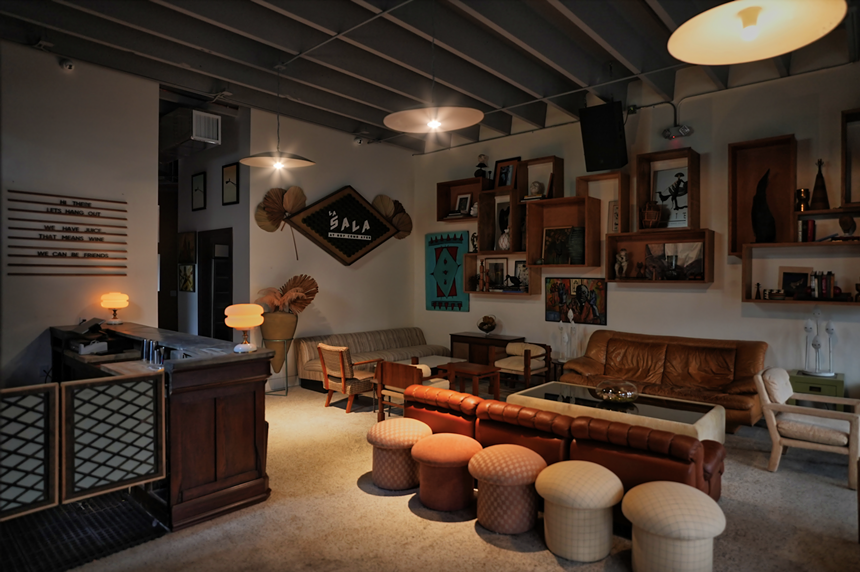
[535,460,623,562]
[468,444,547,534]
[366,418,432,490]
[622,481,726,572]
[411,433,483,511]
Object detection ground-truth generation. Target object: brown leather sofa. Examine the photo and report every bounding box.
[403,385,725,501]
[560,330,767,432]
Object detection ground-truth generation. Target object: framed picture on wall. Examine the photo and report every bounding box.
[177,231,196,264]
[222,163,239,206]
[191,172,206,211]
[485,258,507,289]
[778,266,812,297]
[178,264,195,292]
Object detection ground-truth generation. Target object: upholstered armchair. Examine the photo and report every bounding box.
[375,361,448,422]
[317,343,381,413]
[754,367,860,490]
[494,342,551,388]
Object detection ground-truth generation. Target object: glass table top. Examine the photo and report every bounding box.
[513,382,713,425]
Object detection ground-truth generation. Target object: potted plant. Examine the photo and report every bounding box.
[255,274,319,374]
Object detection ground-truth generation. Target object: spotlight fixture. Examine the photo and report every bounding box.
[668,0,847,66]
[662,125,694,139]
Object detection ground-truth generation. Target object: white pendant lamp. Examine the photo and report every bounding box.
[241,64,314,170]
[668,0,847,66]
[384,106,484,134]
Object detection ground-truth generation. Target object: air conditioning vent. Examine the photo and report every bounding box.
[159,108,221,158]
[192,110,220,144]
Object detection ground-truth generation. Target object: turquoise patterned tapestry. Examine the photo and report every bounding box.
[425,231,469,312]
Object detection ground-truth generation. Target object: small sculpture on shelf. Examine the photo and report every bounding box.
[800,307,837,377]
[474,154,490,179]
[639,200,661,229]
[614,248,628,279]
[470,232,478,253]
[526,180,545,199]
[795,188,810,212]
[839,215,856,237]
[635,262,645,279]
[469,202,478,217]
[498,227,511,250]
[809,159,830,210]
[751,169,776,243]
[755,283,762,300]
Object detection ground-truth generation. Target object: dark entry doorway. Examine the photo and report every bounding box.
[197,228,232,340]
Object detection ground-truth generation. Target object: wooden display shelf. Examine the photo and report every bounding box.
[576,171,630,233]
[605,228,715,283]
[525,196,601,267]
[436,176,492,222]
[636,147,700,232]
[740,241,860,304]
[728,135,797,256]
[463,253,541,296]
[795,206,860,217]
[517,155,563,199]
[477,188,525,253]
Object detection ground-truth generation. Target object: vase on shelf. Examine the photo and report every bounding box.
[809,159,830,210]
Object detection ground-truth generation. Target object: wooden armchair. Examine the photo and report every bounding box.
[317,343,381,413]
[494,342,551,388]
[376,360,448,422]
[754,367,860,489]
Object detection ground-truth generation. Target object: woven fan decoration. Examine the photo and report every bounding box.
[372,194,412,239]
[256,274,319,314]
[255,187,307,232]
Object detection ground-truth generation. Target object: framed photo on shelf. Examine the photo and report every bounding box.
[455,193,471,214]
[493,157,520,191]
[607,199,620,233]
[485,258,507,289]
[514,260,528,288]
[222,162,239,206]
[542,227,571,265]
[177,231,196,264]
[178,264,195,292]
[191,171,206,211]
[636,148,699,231]
[644,242,705,281]
[778,266,812,296]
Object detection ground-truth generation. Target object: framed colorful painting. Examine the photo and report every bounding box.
[545,277,606,325]
[425,231,469,312]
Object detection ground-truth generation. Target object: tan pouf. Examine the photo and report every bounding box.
[468,444,547,534]
[622,481,726,572]
[366,418,432,490]
[535,460,624,562]
[411,433,483,511]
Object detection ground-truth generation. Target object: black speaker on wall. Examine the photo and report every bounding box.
[579,101,628,172]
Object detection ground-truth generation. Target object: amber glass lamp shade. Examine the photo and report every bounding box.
[100,292,129,325]
[225,304,265,353]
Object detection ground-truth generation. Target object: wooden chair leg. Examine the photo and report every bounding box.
[768,443,785,472]
[325,390,334,407]
[848,454,857,490]
[346,394,356,413]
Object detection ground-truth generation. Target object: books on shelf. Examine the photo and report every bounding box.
[521,194,546,202]
[797,219,816,242]
[444,212,466,219]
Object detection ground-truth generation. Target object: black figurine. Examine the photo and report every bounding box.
[751,169,776,243]
[755,283,762,299]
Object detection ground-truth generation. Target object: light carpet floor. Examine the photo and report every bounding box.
[76,387,859,572]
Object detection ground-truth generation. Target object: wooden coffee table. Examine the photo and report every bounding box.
[438,362,501,400]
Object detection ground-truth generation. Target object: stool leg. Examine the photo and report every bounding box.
[493,373,500,400]
[472,374,479,397]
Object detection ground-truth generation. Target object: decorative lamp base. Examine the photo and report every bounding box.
[234,342,257,353]
[799,370,837,377]
[105,318,123,325]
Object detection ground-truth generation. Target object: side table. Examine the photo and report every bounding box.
[788,370,845,412]
[438,362,501,400]
[549,358,568,382]
[450,332,524,366]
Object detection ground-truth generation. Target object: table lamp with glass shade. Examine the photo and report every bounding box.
[225,304,264,353]
[100,292,129,325]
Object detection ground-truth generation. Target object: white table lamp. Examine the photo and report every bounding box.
[225,304,264,353]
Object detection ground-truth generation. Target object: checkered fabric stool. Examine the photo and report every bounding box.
[622,481,726,572]
[411,433,483,511]
[468,444,547,534]
[366,418,432,490]
[535,460,623,562]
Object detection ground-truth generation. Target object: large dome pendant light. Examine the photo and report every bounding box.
[383,20,483,134]
[241,63,314,169]
[667,0,847,66]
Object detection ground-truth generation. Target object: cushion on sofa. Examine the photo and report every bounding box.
[640,385,757,411]
[604,339,667,384]
[662,345,736,389]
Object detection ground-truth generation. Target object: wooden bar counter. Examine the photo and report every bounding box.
[50,323,274,531]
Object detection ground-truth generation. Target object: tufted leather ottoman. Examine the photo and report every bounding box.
[411,433,483,511]
[535,460,624,562]
[366,418,432,490]
[622,481,726,572]
[468,444,547,534]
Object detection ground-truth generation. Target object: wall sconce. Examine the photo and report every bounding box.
[663,125,694,139]
[100,292,129,325]
[225,304,264,353]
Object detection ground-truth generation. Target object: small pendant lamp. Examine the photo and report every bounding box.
[241,64,314,170]
[667,0,847,66]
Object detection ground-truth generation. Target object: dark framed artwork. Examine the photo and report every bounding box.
[494,157,520,191]
[178,264,195,292]
[636,148,699,231]
[542,227,571,265]
[485,258,507,289]
[191,172,206,211]
[545,277,607,325]
[287,185,397,266]
[177,231,196,264]
[644,242,705,281]
[222,162,239,206]
[779,266,812,296]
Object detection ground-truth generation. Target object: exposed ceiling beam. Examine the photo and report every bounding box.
[773,53,791,78]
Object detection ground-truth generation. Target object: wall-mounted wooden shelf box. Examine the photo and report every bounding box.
[605,228,715,284]
[463,253,542,296]
[436,176,492,222]
[517,155,563,199]
[740,241,860,305]
[636,147,700,232]
[477,187,525,254]
[576,171,630,233]
[525,196,601,268]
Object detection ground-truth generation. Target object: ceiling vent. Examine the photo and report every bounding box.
[159,108,221,158]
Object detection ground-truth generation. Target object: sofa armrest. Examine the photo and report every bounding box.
[723,376,757,394]
[563,356,603,376]
[701,440,726,481]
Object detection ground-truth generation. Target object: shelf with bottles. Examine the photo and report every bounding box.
[464,253,541,296]
[525,196,601,268]
[740,241,860,305]
[605,228,715,283]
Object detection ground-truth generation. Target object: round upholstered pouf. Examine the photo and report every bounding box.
[468,444,547,534]
[535,461,624,562]
[366,418,432,490]
[411,433,483,511]
[622,481,726,572]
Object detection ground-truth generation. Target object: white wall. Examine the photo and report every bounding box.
[248,110,415,387]
[412,62,860,396]
[177,108,252,335]
[1,41,159,386]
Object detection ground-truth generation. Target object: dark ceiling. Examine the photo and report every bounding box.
[1,0,857,153]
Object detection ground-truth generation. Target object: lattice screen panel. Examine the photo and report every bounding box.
[62,373,164,503]
[0,383,58,521]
